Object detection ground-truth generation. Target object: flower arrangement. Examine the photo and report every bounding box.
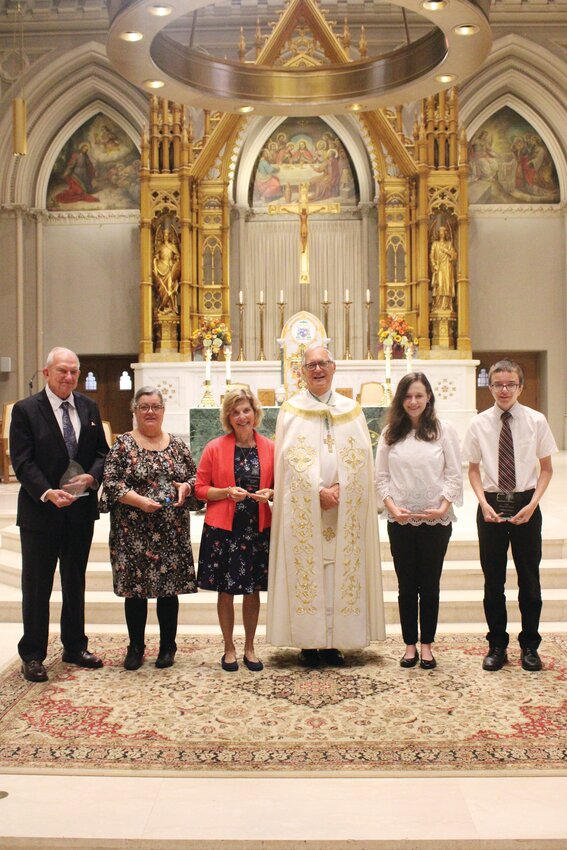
[378,315,414,351]
[192,317,231,358]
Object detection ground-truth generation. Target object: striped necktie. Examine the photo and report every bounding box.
[61,401,78,459]
[498,410,515,491]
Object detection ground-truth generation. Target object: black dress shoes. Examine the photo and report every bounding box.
[482,646,508,671]
[62,649,103,669]
[221,654,239,672]
[21,660,48,682]
[298,649,321,667]
[124,645,145,671]
[319,648,345,667]
[521,647,542,671]
[155,647,176,669]
[243,654,264,672]
[420,655,437,670]
[400,650,419,668]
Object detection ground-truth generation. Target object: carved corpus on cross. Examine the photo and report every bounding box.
[268,182,340,284]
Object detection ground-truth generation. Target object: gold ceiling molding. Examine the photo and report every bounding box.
[107,0,492,116]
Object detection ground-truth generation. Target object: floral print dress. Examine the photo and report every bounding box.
[100,433,198,598]
[197,447,270,595]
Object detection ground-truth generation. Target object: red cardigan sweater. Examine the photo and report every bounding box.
[195,431,275,532]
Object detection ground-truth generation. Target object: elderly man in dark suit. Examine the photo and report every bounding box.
[10,347,109,682]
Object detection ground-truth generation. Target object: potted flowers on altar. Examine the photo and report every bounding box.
[378,314,414,357]
[191,317,231,360]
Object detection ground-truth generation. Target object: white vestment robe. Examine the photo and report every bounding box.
[267,389,385,650]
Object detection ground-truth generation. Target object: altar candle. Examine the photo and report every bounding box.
[238,290,243,305]
[205,350,211,382]
[225,350,231,382]
[324,289,328,302]
[345,288,349,302]
[384,345,391,380]
[366,288,371,303]
[259,290,264,304]
[279,289,284,303]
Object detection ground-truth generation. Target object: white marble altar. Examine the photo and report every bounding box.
[132,358,480,442]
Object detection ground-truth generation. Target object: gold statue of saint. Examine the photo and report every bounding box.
[268,182,340,284]
[153,225,181,314]
[430,225,457,311]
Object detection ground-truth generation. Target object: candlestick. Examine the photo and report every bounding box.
[237,302,246,361]
[198,347,217,408]
[276,294,286,335]
[321,292,330,337]
[224,345,232,384]
[257,299,266,361]
[343,291,352,361]
[383,345,393,405]
[405,343,413,375]
[364,299,373,360]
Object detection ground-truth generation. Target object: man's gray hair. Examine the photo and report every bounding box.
[301,343,335,367]
[45,347,80,369]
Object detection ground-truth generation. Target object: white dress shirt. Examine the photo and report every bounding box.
[462,401,558,492]
[45,384,81,441]
[374,420,463,525]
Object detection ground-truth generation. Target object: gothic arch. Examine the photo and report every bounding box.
[0,41,147,207]
[459,34,567,198]
[232,114,375,207]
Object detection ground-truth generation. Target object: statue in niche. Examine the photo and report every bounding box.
[430,225,457,311]
[152,223,181,314]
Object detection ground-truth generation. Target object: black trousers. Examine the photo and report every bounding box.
[124,596,179,650]
[18,522,94,662]
[476,504,542,650]
[387,521,452,645]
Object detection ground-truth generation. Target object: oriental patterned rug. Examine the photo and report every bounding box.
[1,633,566,776]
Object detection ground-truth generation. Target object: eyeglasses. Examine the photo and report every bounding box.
[490,383,519,392]
[136,403,165,413]
[304,360,334,371]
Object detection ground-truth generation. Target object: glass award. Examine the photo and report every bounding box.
[60,460,89,498]
[153,475,176,507]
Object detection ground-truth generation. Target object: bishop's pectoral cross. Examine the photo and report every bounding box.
[268,182,340,285]
[323,431,335,453]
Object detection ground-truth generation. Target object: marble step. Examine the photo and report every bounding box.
[1,522,566,563]
[1,583,567,626]
[2,552,567,593]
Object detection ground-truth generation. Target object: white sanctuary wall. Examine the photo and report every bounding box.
[469,209,566,446]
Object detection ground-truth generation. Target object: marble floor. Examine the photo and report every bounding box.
[1,455,567,848]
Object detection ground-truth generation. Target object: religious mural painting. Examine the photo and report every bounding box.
[249,118,359,209]
[468,106,560,205]
[47,113,140,210]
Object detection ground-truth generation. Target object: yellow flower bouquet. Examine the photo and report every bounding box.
[192,317,231,359]
[378,315,414,352]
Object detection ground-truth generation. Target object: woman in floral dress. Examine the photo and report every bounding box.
[196,388,274,672]
[100,386,197,670]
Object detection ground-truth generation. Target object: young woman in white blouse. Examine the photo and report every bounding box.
[375,373,462,669]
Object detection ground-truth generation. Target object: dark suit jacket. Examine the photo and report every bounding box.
[10,389,109,532]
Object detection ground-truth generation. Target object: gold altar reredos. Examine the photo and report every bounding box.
[138,0,471,362]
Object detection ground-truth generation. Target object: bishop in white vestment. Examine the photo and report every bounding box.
[267,346,385,663]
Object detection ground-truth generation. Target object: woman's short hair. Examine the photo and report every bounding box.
[220,387,264,432]
[130,386,164,413]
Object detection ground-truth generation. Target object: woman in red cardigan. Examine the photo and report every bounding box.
[195,388,274,672]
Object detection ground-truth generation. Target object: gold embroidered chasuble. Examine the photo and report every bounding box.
[267,390,385,650]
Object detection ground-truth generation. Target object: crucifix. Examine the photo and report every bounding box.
[268,182,340,285]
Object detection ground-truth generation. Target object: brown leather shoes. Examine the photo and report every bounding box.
[21,660,48,682]
[62,649,103,669]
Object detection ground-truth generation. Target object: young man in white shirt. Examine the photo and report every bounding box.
[463,359,558,672]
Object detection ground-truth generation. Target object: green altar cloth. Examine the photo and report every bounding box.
[188,405,387,464]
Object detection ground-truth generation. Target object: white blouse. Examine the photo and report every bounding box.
[374,420,463,526]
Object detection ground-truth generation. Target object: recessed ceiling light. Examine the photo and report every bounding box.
[453,24,479,36]
[349,103,363,111]
[435,73,457,83]
[237,106,254,113]
[148,4,173,16]
[421,0,447,11]
[143,79,165,89]
[120,31,144,42]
